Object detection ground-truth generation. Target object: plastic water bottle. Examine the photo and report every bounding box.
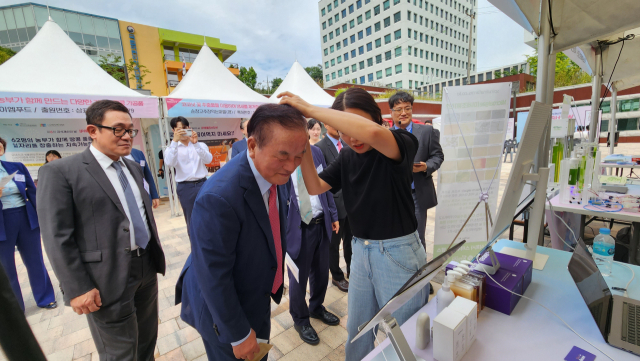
[593,228,615,276]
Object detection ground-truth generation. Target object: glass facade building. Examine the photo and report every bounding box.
[0,3,124,65]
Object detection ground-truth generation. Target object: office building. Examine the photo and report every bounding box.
[318,0,478,90]
[0,3,238,96]
[421,60,532,95]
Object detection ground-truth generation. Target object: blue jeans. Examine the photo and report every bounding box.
[345,231,428,361]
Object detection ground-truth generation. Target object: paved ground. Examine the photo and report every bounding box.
[1,143,637,361]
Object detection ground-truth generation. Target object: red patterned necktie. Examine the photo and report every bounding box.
[337,140,342,152]
[268,185,283,294]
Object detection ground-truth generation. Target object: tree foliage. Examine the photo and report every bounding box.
[0,46,15,65]
[271,77,283,90]
[98,54,127,85]
[239,66,258,89]
[305,64,324,87]
[526,51,591,87]
[126,58,152,88]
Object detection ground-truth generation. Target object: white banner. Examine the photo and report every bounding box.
[0,118,144,179]
[434,83,512,261]
[0,92,159,119]
[563,47,592,75]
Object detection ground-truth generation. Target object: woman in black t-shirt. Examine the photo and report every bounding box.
[279,88,428,360]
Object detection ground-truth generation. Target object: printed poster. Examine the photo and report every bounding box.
[0,118,144,179]
[434,83,511,261]
[167,118,242,172]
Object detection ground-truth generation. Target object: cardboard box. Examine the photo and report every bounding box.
[448,297,477,352]
[433,307,467,361]
[482,267,523,315]
[478,252,533,292]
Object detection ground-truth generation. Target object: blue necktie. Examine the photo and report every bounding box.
[112,161,149,249]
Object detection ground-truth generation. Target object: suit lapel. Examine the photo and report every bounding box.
[2,161,26,197]
[82,149,127,217]
[124,157,154,221]
[327,137,339,160]
[240,156,278,261]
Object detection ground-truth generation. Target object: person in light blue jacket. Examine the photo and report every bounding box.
[0,137,56,311]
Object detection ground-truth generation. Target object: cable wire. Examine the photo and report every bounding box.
[473,262,617,361]
[598,35,635,111]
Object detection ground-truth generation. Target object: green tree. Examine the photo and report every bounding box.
[0,46,16,65]
[271,77,283,90]
[334,88,347,97]
[98,54,127,85]
[125,58,152,88]
[526,51,591,87]
[239,66,258,89]
[494,70,503,79]
[305,64,324,87]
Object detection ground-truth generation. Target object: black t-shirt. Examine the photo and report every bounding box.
[319,129,419,240]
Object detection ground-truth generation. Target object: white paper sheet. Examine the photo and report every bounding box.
[0,171,17,188]
[285,253,299,283]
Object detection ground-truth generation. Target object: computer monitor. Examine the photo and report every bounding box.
[490,101,553,260]
[568,238,613,340]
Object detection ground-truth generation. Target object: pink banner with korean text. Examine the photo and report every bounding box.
[0,92,159,119]
[165,98,263,118]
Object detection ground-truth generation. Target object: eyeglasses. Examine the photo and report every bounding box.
[392,107,413,114]
[95,125,139,138]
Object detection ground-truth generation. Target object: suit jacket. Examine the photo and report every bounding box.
[412,123,444,210]
[37,148,166,307]
[129,148,159,200]
[0,161,38,241]
[176,152,290,344]
[230,138,247,159]
[315,135,347,219]
[286,146,338,260]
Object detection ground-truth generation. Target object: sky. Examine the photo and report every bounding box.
[0,0,536,85]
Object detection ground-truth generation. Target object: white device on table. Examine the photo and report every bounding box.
[568,237,640,356]
[490,101,553,262]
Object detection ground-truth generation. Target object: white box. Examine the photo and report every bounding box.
[448,296,478,352]
[433,307,467,361]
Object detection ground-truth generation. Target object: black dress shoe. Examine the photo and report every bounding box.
[309,309,340,326]
[332,279,349,292]
[294,324,319,345]
[40,301,57,309]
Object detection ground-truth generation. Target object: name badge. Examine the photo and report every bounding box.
[143,179,150,194]
[14,174,25,182]
[316,164,323,174]
[140,160,146,167]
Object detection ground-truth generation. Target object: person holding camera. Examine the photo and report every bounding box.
[163,116,213,238]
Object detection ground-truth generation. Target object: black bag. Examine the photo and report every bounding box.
[614,226,631,263]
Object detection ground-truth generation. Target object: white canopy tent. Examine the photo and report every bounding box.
[0,20,159,179]
[488,0,640,170]
[160,43,266,215]
[268,61,335,107]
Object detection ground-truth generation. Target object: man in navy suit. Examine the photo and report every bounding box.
[176,104,309,361]
[126,148,160,208]
[230,118,248,159]
[286,145,340,345]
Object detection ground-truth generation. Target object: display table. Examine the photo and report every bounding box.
[547,185,640,265]
[600,162,640,177]
[364,240,639,361]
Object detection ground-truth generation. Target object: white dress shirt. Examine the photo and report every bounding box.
[291,168,323,218]
[163,140,213,182]
[230,152,279,347]
[90,145,150,250]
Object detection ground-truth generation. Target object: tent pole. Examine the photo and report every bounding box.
[609,84,617,155]
[589,47,603,143]
[533,0,551,174]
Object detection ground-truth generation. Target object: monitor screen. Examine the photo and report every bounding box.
[567,238,613,340]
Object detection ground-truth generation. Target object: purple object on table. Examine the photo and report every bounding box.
[564,346,596,361]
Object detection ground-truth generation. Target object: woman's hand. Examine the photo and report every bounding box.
[277,91,316,118]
